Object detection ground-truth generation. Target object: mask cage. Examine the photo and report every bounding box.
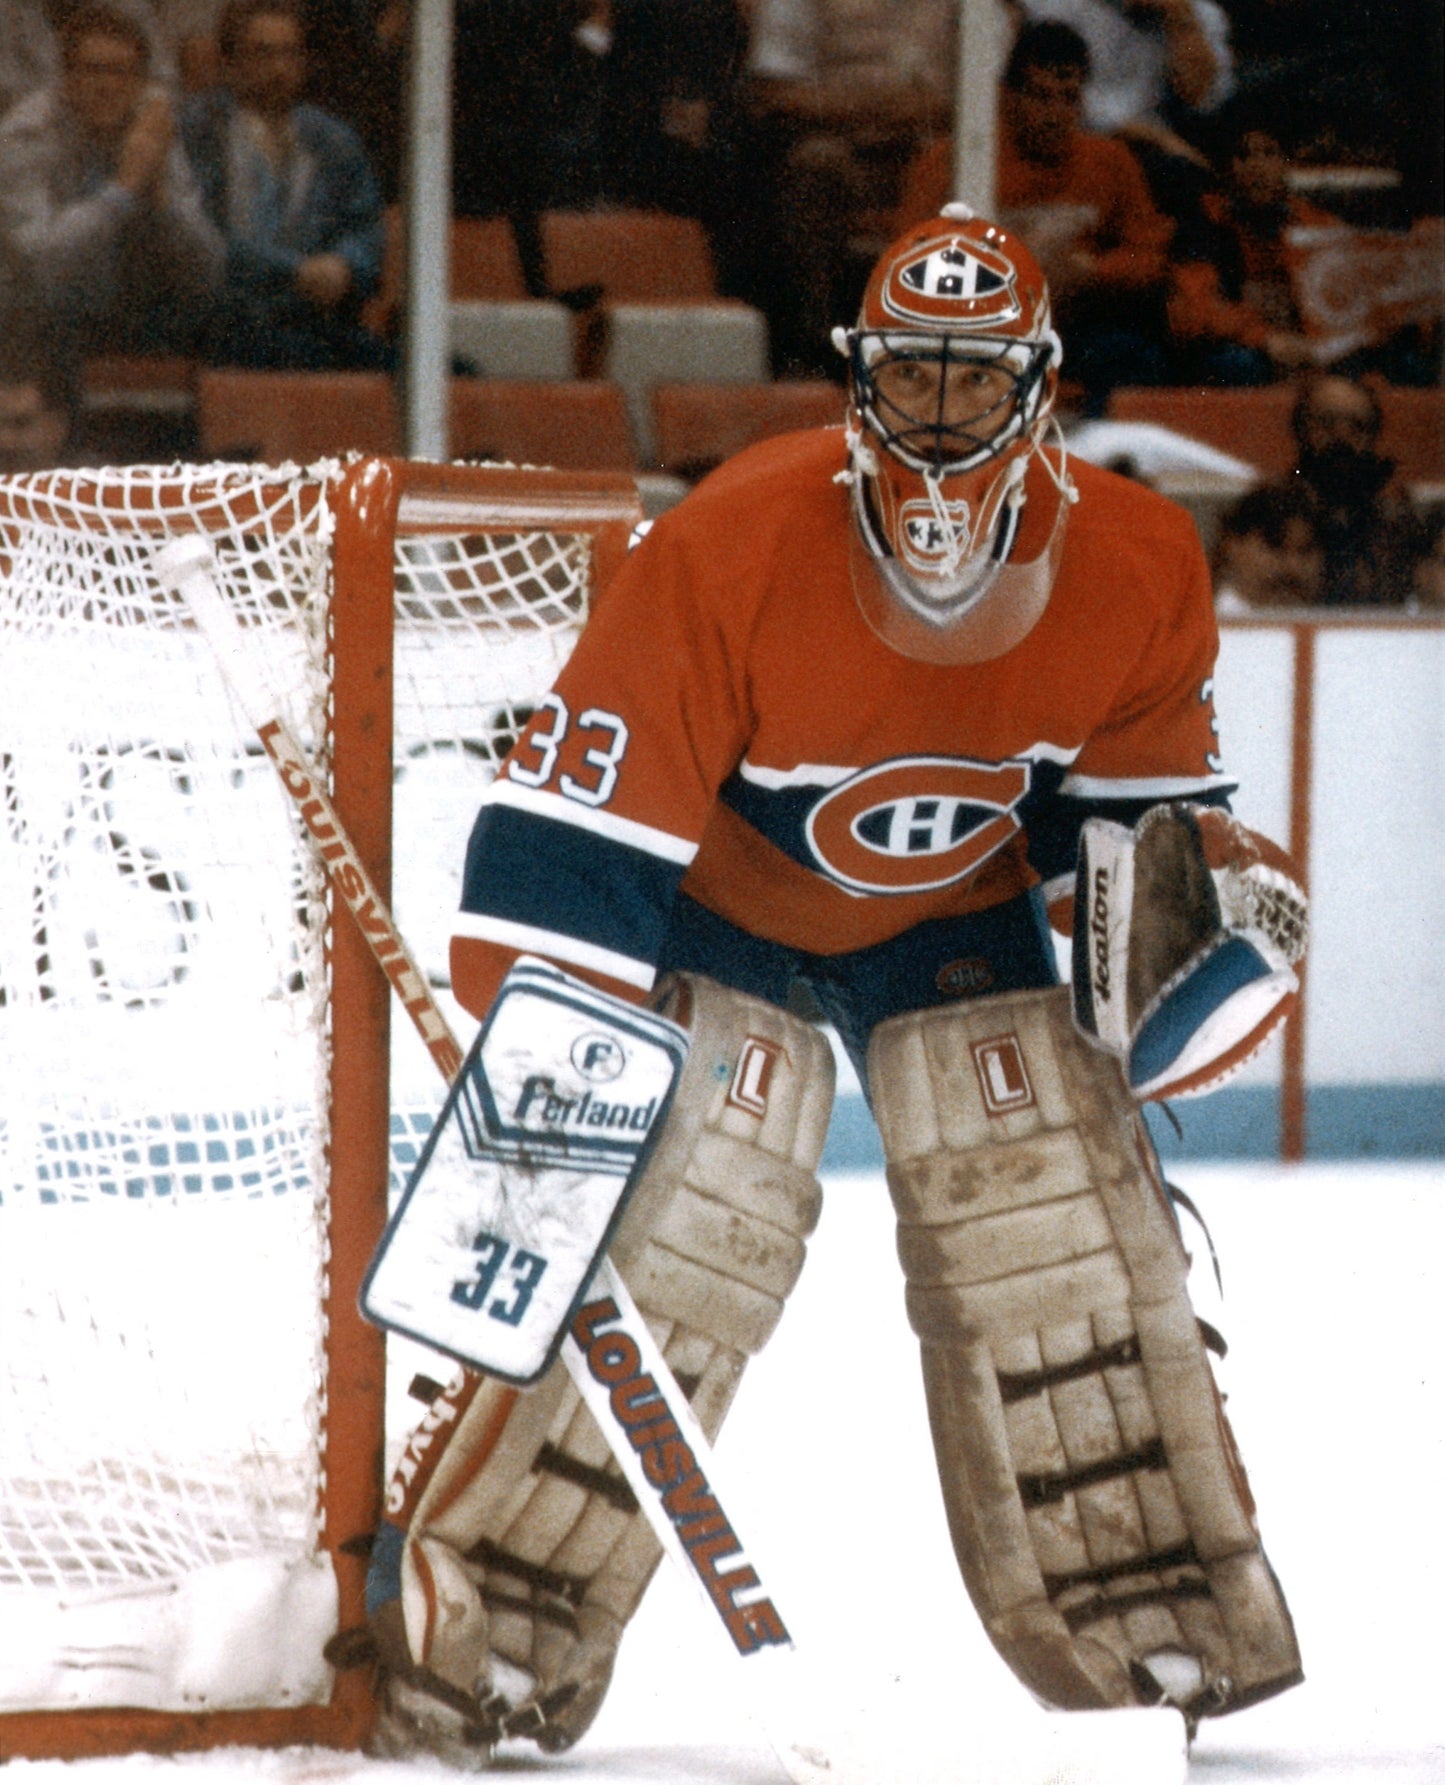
[847,331,1055,477]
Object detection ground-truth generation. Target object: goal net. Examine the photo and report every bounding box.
[0,457,642,1758]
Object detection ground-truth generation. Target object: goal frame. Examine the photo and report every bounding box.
[0,455,643,1760]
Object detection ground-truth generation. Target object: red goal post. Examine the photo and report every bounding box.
[0,457,643,1759]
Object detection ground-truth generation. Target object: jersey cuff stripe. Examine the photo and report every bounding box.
[484,776,697,864]
[451,913,656,991]
[1060,772,1237,799]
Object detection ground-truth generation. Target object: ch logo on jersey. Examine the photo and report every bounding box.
[805,756,1031,895]
[972,1033,1034,1115]
[882,237,1021,329]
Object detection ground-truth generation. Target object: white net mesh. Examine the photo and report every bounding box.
[0,459,609,1718]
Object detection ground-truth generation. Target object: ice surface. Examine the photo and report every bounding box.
[5,1161,1442,1783]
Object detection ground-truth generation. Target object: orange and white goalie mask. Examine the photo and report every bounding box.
[836,203,1075,664]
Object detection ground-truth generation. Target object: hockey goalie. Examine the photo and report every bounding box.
[339,205,1308,1762]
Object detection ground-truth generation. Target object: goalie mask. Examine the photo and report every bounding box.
[836,204,1074,665]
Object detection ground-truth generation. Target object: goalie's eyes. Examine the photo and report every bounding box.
[871,358,1017,436]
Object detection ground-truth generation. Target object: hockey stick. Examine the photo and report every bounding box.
[154,535,832,1784]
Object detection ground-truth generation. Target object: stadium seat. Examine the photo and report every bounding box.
[83,354,198,405]
[1107,385,1445,483]
[449,221,575,378]
[449,216,531,299]
[196,369,402,462]
[449,219,575,379]
[652,381,846,479]
[75,354,200,462]
[539,209,721,301]
[604,307,769,468]
[539,210,770,466]
[362,211,574,379]
[451,303,575,381]
[449,378,638,471]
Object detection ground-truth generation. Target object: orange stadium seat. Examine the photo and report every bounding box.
[78,353,201,460]
[1107,384,1445,483]
[652,380,845,479]
[450,216,532,300]
[367,212,576,380]
[196,369,402,462]
[449,378,638,470]
[366,211,544,311]
[83,354,198,401]
[449,217,575,380]
[539,209,720,301]
[537,212,771,466]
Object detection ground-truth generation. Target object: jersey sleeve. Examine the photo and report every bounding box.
[449,509,755,1018]
[1023,503,1236,920]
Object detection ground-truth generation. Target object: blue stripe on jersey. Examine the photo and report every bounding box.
[460,801,686,968]
[1021,774,1237,883]
[723,759,1238,889]
[717,769,823,872]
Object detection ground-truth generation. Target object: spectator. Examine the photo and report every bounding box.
[297,0,407,198]
[1287,373,1418,606]
[741,0,956,374]
[451,1,607,295]
[1211,482,1324,611]
[1020,0,1233,222]
[0,4,222,360]
[2,0,182,121]
[597,0,756,297]
[1224,0,1443,220]
[1165,122,1336,385]
[1,0,59,123]
[454,0,753,287]
[895,21,1173,411]
[0,319,75,474]
[181,0,389,369]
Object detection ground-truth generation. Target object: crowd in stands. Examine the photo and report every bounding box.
[0,0,389,384]
[1208,371,1439,610]
[0,0,1439,607]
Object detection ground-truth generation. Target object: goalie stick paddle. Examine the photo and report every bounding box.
[361,959,691,1386]
[153,534,839,1785]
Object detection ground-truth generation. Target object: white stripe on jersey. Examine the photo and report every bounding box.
[736,759,854,790]
[452,911,656,991]
[1060,771,1236,800]
[483,777,698,865]
[738,738,1079,790]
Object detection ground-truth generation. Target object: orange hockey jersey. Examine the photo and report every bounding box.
[451,429,1232,1017]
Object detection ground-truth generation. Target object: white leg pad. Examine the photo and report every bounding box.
[390,974,835,1751]
[867,984,1302,1724]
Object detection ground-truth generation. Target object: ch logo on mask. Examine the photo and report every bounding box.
[882,238,1022,328]
[805,755,1031,894]
[899,496,974,572]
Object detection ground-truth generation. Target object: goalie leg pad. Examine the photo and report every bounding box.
[367,973,835,1755]
[867,985,1302,1724]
